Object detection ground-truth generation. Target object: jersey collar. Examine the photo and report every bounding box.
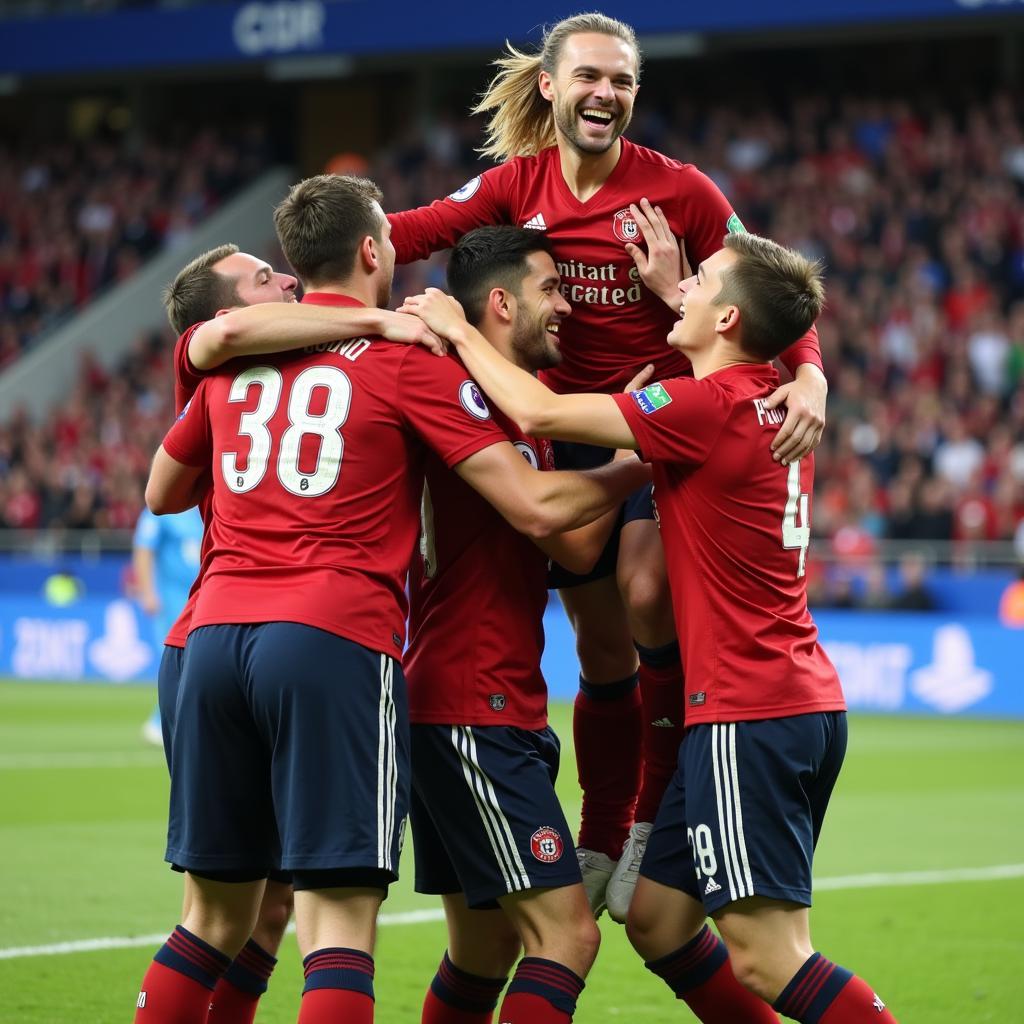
[302,292,365,308]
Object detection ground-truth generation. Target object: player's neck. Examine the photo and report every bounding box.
[688,344,761,380]
[556,137,622,202]
[304,278,376,307]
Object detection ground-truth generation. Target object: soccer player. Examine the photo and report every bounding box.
[133,506,202,745]
[150,242,445,1024]
[409,226,647,1024]
[387,11,829,918]
[399,233,898,1023]
[134,174,650,1024]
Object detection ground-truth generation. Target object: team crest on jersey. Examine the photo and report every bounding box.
[632,383,672,414]
[448,176,482,203]
[459,380,491,420]
[488,693,506,711]
[513,441,539,468]
[611,207,640,243]
[530,826,563,863]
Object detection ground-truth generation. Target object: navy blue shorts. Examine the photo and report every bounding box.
[640,712,847,914]
[159,642,293,886]
[157,644,185,774]
[547,441,655,589]
[410,724,580,908]
[167,623,409,889]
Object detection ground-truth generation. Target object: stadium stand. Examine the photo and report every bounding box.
[1,89,1022,572]
[0,124,273,366]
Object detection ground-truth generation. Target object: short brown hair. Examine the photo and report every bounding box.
[162,243,241,335]
[717,233,825,361]
[274,175,383,288]
[448,226,555,325]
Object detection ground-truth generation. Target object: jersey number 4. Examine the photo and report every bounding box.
[222,365,352,497]
[782,460,810,578]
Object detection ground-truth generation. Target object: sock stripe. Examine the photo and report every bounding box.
[662,926,717,975]
[645,926,730,996]
[303,947,375,1000]
[234,941,276,976]
[430,952,507,1013]
[152,926,230,991]
[790,956,834,1016]
[303,948,374,977]
[437,955,506,996]
[512,959,584,998]
[166,927,229,976]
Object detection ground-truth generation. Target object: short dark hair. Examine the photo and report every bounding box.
[162,243,241,335]
[447,226,555,325]
[717,233,825,361]
[274,174,383,287]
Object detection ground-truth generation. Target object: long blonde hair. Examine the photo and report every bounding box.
[473,12,641,162]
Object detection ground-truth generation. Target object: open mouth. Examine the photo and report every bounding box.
[579,107,615,128]
[545,322,561,339]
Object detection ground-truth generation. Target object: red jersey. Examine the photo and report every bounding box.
[405,411,555,729]
[612,365,845,725]
[389,140,821,395]
[160,293,506,657]
[164,321,212,647]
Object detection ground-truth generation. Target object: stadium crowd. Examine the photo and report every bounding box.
[1,89,1023,564]
[0,123,273,367]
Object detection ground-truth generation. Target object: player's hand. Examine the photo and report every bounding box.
[624,198,685,311]
[377,310,446,356]
[623,363,655,393]
[764,370,828,465]
[398,289,468,340]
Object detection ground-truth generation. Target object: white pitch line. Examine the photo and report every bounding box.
[0,908,445,961]
[2,864,1022,962]
[814,863,1024,890]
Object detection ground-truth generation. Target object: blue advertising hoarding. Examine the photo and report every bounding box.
[3,0,1023,77]
[540,605,1024,718]
[1,592,1021,718]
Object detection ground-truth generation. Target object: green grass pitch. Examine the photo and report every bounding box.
[1,680,1022,1022]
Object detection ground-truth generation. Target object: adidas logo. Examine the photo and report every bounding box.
[873,995,886,1012]
[703,877,722,895]
[523,212,547,230]
[651,717,675,728]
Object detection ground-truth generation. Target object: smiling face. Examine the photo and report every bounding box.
[213,251,298,309]
[668,247,740,354]
[540,32,639,157]
[509,251,572,371]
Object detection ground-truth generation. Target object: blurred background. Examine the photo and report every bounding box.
[0,0,1023,717]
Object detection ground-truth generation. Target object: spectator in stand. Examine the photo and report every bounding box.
[2,87,1024,549]
[889,553,937,611]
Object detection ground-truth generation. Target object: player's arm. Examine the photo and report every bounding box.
[387,166,508,263]
[764,353,828,466]
[400,290,640,449]
[145,446,205,515]
[131,517,160,614]
[453,442,649,540]
[188,304,444,370]
[146,382,212,514]
[534,449,638,574]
